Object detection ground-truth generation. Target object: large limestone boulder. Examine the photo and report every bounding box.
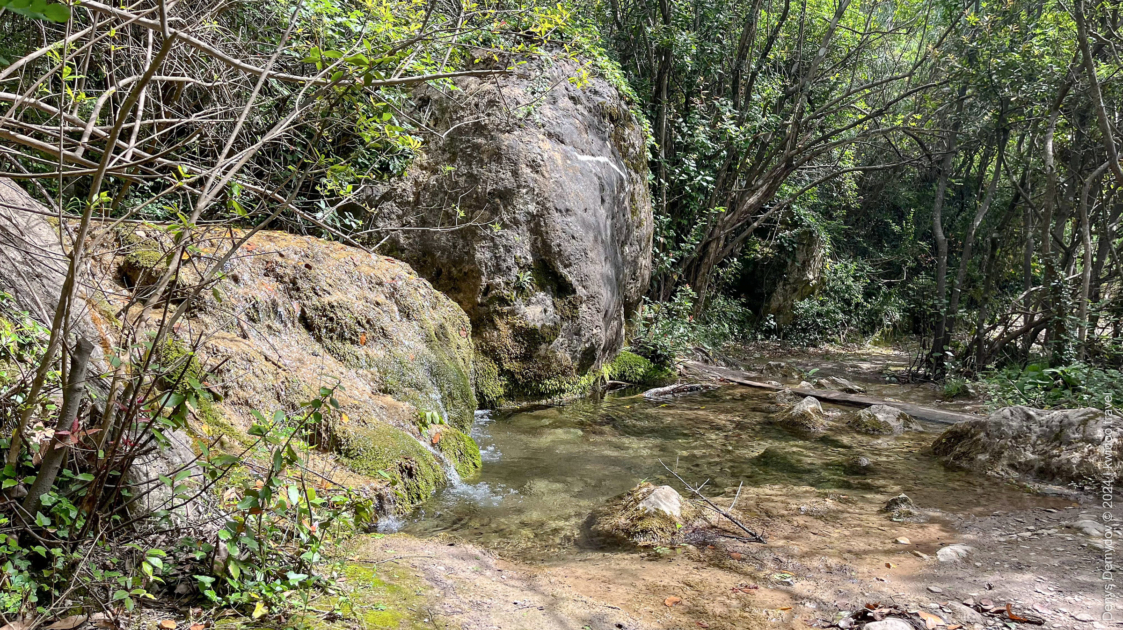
[845,405,921,435]
[149,229,480,508]
[588,483,697,547]
[358,56,653,402]
[0,180,109,369]
[932,406,1122,485]
[765,228,824,327]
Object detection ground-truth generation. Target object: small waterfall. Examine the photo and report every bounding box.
[408,430,463,488]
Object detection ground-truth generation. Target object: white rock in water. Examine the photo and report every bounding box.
[937,544,974,562]
[861,619,914,630]
[638,485,683,519]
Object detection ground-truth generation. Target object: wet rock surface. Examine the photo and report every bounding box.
[588,482,697,547]
[774,396,828,433]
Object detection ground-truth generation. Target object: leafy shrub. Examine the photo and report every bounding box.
[783,259,903,345]
[984,363,1123,410]
[631,288,753,366]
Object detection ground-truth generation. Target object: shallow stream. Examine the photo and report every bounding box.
[403,386,1055,560]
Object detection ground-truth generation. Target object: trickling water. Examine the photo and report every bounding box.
[403,386,1062,560]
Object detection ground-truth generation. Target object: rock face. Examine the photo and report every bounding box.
[145,228,480,510]
[0,180,108,369]
[845,405,921,435]
[774,396,828,433]
[588,483,696,546]
[358,57,653,402]
[815,376,866,393]
[932,406,1122,485]
[765,228,824,327]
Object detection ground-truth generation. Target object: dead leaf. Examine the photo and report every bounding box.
[1,620,32,630]
[696,623,709,629]
[948,626,962,630]
[1005,604,1028,622]
[885,562,895,568]
[157,621,177,630]
[46,615,88,630]
[777,606,792,611]
[916,610,944,629]
[431,432,442,446]
[729,552,743,560]
[189,625,205,630]
[359,333,367,346]
[664,596,682,607]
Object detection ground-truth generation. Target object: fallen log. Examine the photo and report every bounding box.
[684,361,978,425]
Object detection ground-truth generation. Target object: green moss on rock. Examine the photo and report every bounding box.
[433,426,481,477]
[337,424,444,511]
[606,350,676,387]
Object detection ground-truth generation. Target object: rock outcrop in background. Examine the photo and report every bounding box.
[357,57,654,403]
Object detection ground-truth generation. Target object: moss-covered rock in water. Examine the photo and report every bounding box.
[606,350,676,387]
[588,482,698,547]
[431,426,482,477]
[338,424,444,511]
[844,404,920,435]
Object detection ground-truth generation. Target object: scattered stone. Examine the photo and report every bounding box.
[895,537,911,545]
[637,485,682,519]
[936,544,974,563]
[1074,612,1094,622]
[763,361,796,378]
[927,586,943,593]
[932,406,1123,484]
[845,405,922,435]
[773,396,828,433]
[842,455,874,475]
[771,388,801,405]
[1070,519,1105,537]
[860,620,914,630]
[882,494,919,518]
[946,602,984,625]
[911,550,929,560]
[796,380,813,389]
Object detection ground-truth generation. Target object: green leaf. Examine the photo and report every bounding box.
[35,512,51,527]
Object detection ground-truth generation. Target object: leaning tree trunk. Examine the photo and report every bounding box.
[22,337,95,517]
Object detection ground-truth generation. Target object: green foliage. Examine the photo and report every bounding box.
[779,260,903,346]
[984,363,1123,410]
[605,350,675,387]
[0,0,70,23]
[632,287,752,365]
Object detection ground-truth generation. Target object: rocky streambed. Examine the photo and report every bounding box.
[328,379,1117,630]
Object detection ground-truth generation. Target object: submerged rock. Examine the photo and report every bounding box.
[845,404,920,435]
[931,406,1123,485]
[774,396,828,433]
[358,57,653,403]
[771,388,801,405]
[588,483,697,546]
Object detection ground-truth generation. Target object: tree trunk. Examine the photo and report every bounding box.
[22,337,95,517]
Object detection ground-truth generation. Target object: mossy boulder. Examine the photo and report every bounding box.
[844,404,921,435]
[90,227,484,514]
[588,483,698,547]
[431,426,482,477]
[606,350,676,387]
[337,423,446,510]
